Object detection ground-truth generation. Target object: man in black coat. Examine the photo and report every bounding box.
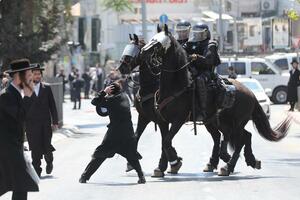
[72,74,84,109]
[0,59,39,200]
[25,64,58,177]
[79,81,146,184]
[82,69,92,99]
[287,59,300,111]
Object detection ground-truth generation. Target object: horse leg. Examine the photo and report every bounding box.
[126,115,150,172]
[218,120,232,163]
[152,123,169,178]
[162,121,185,174]
[219,127,245,176]
[203,123,221,172]
[243,129,261,170]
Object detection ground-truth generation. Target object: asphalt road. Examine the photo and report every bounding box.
[2,100,300,200]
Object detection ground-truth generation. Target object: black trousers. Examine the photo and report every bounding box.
[12,192,27,200]
[73,97,81,109]
[32,151,53,176]
[81,157,143,180]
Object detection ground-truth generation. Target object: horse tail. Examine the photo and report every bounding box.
[252,99,292,141]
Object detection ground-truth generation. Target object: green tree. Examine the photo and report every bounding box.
[0,0,72,69]
[101,0,133,23]
[288,0,300,21]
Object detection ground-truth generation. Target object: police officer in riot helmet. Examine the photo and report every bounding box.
[183,23,221,121]
[175,20,191,45]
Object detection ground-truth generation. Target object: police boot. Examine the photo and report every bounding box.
[196,78,207,121]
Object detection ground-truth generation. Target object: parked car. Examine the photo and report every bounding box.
[265,52,298,74]
[217,57,289,104]
[237,78,271,119]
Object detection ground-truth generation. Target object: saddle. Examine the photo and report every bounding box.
[217,78,236,109]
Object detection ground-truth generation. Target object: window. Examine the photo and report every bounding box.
[274,59,288,70]
[216,62,229,75]
[231,62,246,75]
[251,62,275,75]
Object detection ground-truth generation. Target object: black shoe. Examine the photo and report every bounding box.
[46,163,53,174]
[138,176,146,184]
[79,175,88,183]
[289,108,294,112]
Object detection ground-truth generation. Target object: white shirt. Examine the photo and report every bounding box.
[11,82,24,98]
[34,82,41,96]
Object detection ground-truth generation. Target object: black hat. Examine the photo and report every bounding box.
[291,59,299,64]
[31,63,45,71]
[6,58,36,74]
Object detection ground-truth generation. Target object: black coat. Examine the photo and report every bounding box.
[287,69,300,102]
[0,84,39,196]
[26,83,58,156]
[91,91,141,160]
[72,79,84,99]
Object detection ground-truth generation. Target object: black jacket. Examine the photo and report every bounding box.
[183,40,221,74]
[287,69,300,102]
[0,84,39,195]
[26,83,58,156]
[91,91,141,159]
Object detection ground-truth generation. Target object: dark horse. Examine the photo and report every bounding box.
[141,24,291,176]
[118,34,182,177]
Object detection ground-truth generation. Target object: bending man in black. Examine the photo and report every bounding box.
[79,81,146,184]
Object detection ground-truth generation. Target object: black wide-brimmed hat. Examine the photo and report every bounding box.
[6,58,36,74]
[291,59,299,64]
[31,63,45,71]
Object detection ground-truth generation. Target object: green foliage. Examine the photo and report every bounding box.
[0,0,72,69]
[288,9,300,21]
[101,0,133,13]
[288,0,300,21]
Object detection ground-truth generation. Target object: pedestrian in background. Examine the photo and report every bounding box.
[96,63,103,92]
[79,81,146,184]
[0,59,39,200]
[82,69,92,99]
[56,68,68,101]
[228,66,237,79]
[287,59,300,111]
[68,66,77,102]
[72,73,84,109]
[25,64,58,177]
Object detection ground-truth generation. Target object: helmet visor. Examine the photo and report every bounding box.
[188,29,208,42]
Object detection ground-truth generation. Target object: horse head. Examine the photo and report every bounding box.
[118,34,143,75]
[141,24,174,67]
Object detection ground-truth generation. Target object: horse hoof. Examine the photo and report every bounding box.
[151,168,165,178]
[167,160,182,174]
[255,160,261,170]
[203,163,215,172]
[126,163,134,172]
[218,166,230,176]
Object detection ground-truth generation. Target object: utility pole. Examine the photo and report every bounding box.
[218,0,224,52]
[141,0,147,41]
[233,0,239,53]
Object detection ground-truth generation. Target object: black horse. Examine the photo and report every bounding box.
[118,34,182,177]
[141,24,291,176]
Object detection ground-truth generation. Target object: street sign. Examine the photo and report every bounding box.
[159,14,168,24]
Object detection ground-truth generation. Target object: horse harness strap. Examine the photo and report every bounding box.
[136,89,155,105]
[154,88,188,122]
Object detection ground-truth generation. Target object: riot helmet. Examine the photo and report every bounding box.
[188,23,211,43]
[175,20,191,41]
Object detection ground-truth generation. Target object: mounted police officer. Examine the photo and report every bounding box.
[183,23,221,121]
[175,20,191,45]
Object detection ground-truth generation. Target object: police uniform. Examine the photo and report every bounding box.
[182,24,221,120]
